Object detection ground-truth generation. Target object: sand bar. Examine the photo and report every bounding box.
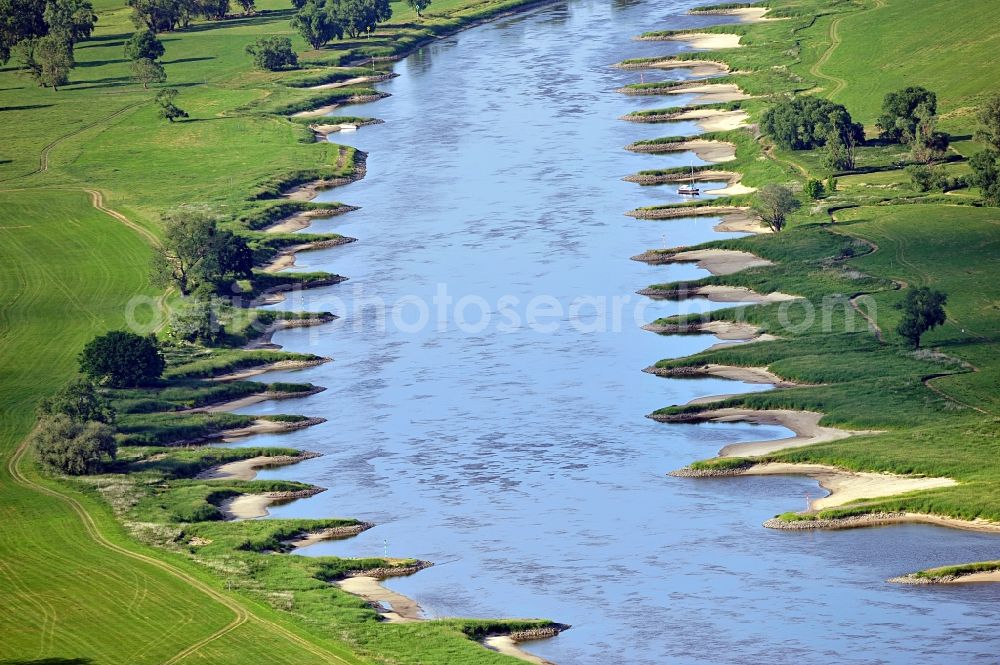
[336,576,423,623]
[650,32,742,50]
[674,249,771,275]
[668,83,751,104]
[742,463,956,510]
[484,636,554,665]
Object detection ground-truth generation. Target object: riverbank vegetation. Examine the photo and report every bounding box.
[632,1,999,543]
[0,0,568,660]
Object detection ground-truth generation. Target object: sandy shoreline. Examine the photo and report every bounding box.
[646,363,799,389]
[690,7,779,23]
[639,283,798,303]
[197,452,321,481]
[210,357,330,381]
[667,83,751,104]
[642,32,742,50]
[221,416,326,442]
[628,138,736,163]
[220,486,324,520]
[632,247,771,275]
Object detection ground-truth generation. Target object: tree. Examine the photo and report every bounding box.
[909,102,949,163]
[38,377,115,424]
[43,0,96,45]
[192,0,228,20]
[151,210,253,295]
[127,0,187,32]
[0,0,46,64]
[235,0,254,13]
[826,177,837,192]
[78,330,165,387]
[804,179,824,199]
[405,0,429,17]
[245,36,297,70]
[124,29,164,60]
[975,93,1000,152]
[131,56,165,88]
[877,86,936,144]
[155,87,189,122]
[33,414,117,475]
[751,184,800,232]
[896,287,947,349]
[337,0,392,39]
[761,97,864,151]
[168,299,225,343]
[291,0,342,49]
[969,149,1000,207]
[32,33,73,89]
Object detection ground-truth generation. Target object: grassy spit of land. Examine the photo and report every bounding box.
[621,0,999,578]
[0,0,571,662]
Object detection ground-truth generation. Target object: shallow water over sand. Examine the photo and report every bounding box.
[228,1,1000,662]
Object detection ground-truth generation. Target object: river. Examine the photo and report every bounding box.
[226,1,1000,662]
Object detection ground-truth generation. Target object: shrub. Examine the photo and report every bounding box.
[33,414,116,475]
[38,377,115,424]
[804,179,825,199]
[168,299,224,343]
[906,164,947,192]
[79,330,165,387]
[245,36,298,71]
[969,149,1000,206]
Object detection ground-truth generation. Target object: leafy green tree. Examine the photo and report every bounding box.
[31,33,73,89]
[291,0,342,48]
[245,36,297,70]
[804,179,824,199]
[130,56,165,88]
[124,29,164,60]
[33,414,117,475]
[974,93,1000,152]
[751,184,800,232]
[43,0,96,45]
[909,102,949,163]
[337,0,392,39]
[877,86,936,144]
[152,210,253,295]
[79,330,165,387]
[128,0,187,32]
[235,0,254,13]
[405,0,429,17]
[896,287,947,349]
[969,149,1000,206]
[761,97,864,151]
[0,0,46,64]
[168,299,224,343]
[155,87,189,122]
[38,377,115,424]
[192,0,228,20]
[826,177,838,192]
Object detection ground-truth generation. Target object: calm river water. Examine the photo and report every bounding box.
[228,1,1000,662]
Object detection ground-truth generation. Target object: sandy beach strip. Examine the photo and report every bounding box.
[210,358,330,382]
[221,417,326,442]
[617,59,730,78]
[632,248,771,275]
[219,487,324,520]
[667,83,751,104]
[690,7,779,23]
[643,32,742,49]
[484,636,556,665]
[741,463,956,510]
[630,138,737,163]
[639,284,797,303]
[650,408,866,457]
[196,453,320,481]
[675,108,749,131]
[336,576,424,623]
[646,363,798,388]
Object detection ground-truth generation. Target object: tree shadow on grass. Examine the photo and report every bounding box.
[77,40,125,50]
[175,11,293,33]
[0,103,54,111]
[79,32,132,44]
[77,58,129,68]
[162,56,216,64]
